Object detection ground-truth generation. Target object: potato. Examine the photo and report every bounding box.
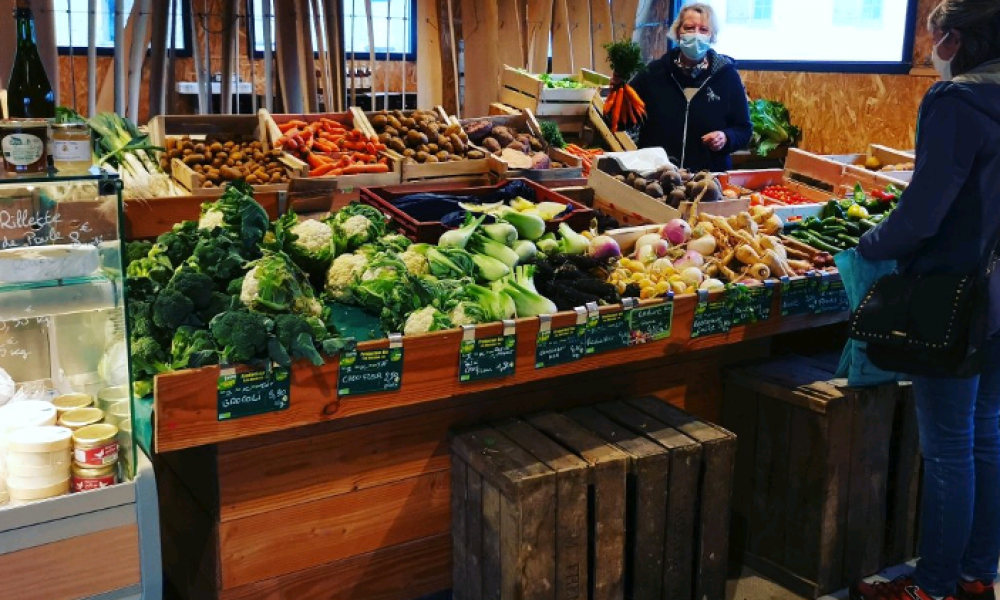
[415,151,430,163]
[406,129,429,147]
[387,116,402,130]
[378,132,392,145]
[425,155,439,163]
[436,151,450,162]
[482,138,502,154]
[371,114,388,128]
[466,150,485,160]
[450,134,467,154]
[183,153,205,165]
[388,139,406,153]
[403,148,416,157]
[427,143,440,154]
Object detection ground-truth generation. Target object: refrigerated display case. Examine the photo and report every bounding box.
[0,171,161,600]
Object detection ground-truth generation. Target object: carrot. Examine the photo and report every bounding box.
[611,88,624,132]
[310,163,337,177]
[306,153,332,169]
[285,119,309,129]
[341,163,390,175]
[603,88,618,118]
[623,84,644,110]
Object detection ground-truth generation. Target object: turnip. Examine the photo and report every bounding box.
[661,219,692,245]
[673,249,705,270]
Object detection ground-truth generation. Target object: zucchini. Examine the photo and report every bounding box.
[799,231,843,254]
[859,219,879,232]
[844,221,862,236]
[837,233,861,247]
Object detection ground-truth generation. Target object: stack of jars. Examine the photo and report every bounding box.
[5,425,72,503]
[0,400,59,504]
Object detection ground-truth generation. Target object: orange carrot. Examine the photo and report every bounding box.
[611,88,624,132]
[341,163,390,175]
[310,163,337,177]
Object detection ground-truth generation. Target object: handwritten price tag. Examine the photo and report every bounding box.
[217,362,290,421]
[781,276,818,316]
[729,284,775,327]
[691,291,732,339]
[338,345,403,396]
[816,276,849,314]
[459,322,516,382]
[586,302,632,355]
[628,299,674,345]
[536,309,587,369]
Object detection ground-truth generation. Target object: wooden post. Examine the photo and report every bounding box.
[416,0,443,108]
[220,0,237,114]
[321,0,344,111]
[496,0,525,71]
[148,0,170,118]
[126,0,152,121]
[459,0,499,117]
[262,0,275,112]
[274,0,303,113]
[525,0,554,73]
[567,0,592,72]
[87,0,96,115]
[610,0,640,44]
[297,0,319,113]
[590,0,613,69]
[550,0,573,73]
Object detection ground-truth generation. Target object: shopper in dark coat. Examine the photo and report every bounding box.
[850,2,1000,600]
[629,3,752,172]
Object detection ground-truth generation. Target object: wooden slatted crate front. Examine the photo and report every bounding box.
[723,355,920,598]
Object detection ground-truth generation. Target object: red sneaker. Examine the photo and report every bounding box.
[850,576,958,600]
[958,579,997,600]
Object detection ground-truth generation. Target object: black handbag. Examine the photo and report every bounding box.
[848,238,999,378]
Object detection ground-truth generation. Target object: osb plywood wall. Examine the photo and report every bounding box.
[55,0,416,121]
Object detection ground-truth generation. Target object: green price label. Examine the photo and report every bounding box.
[628,301,674,344]
[781,277,818,316]
[730,285,775,326]
[535,324,587,369]
[338,347,403,396]
[691,295,732,339]
[459,334,516,382]
[217,362,290,421]
[586,310,631,355]
[816,278,850,314]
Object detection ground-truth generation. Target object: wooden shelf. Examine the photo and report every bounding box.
[153,291,847,453]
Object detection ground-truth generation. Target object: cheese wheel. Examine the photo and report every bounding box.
[8,477,69,501]
[0,245,99,283]
[6,426,73,453]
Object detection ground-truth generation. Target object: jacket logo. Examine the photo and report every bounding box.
[705,87,721,102]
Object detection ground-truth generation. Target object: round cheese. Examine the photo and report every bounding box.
[0,245,99,283]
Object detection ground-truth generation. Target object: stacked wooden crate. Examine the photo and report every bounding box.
[452,397,737,600]
[723,355,921,598]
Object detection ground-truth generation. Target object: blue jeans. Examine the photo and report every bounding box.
[912,344,1000,596]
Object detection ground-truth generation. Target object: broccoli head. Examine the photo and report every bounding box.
[209,311,273,364]
[126,254,173,289]
[155,221,200,267]
[153,288,197,331]
[127,299,154,340]
[170,326,218,369]
[125,276,158,303]
[125,240,153,268]
[130,336,172,378]
[198,291,235,323]
[190,229,249,288]
[271,313,324,367]
[167,269,215,309]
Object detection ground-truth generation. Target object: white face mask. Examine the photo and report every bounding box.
[932,32,954,81]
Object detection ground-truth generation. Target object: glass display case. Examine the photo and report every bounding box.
[0,170,134,507]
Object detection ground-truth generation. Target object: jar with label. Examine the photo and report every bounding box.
[71,463,117,492]
[50,122,92,173]
[72,423,119,467]
[58,407,104,430]
[51,393,94,417]
[0,119,48,174]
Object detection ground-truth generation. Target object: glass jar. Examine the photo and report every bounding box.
[0,118,48,174]
[58,407,104,430]
[71,463,117,492]
[50,122,92,173]
[51,393,94,417]
[72,423,119,467]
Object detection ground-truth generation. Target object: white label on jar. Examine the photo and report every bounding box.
[52,140,91,162]
[2,133,44,166]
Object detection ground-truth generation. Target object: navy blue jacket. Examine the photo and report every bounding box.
[630,49,752,172]
[859,59,1000,336]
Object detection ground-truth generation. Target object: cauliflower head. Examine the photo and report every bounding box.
[449,302,488,327]
[291,219,334,254]
[325,252,369,302]
[400,247,430,276]
[403,306,454,336]
[198,208,226,231]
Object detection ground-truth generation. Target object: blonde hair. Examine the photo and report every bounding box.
[669,3,720,44]
[928,0,1000,76]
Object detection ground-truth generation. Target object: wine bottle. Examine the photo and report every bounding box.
[7,0,55,119]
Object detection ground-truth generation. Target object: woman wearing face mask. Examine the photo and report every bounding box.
[848,2,1000,600]
[629,2,752,172]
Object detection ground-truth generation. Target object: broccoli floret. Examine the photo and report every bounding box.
[125,276,158,303]
[209,311,273,364]
[190,230,248,288]
[130,336,172,378]
[167,269,215,309]
[155,221,200,267]
[198,292,234,323]
[271,313,324,367]
[153,289,197,331]
[127,299,154,340]
[126,254,173,288]
[133,378,154,399]
[170,326,218,369]
[125,240,153,268]
[227,276,245,296]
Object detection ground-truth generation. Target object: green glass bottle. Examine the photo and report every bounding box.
[6,0,55,119]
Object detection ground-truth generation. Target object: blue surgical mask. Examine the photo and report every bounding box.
[679,33,712,61]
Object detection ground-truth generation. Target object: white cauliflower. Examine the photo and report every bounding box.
[400,247,430,276]
[403,306,454,336]
[449,303,481,327]
[342,215,374,238]
[291,219,334,253]
[240,265,262,307]
[325,252,369,302]
[198,208,226,231]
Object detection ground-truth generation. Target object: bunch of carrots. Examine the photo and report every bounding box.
[602,40,646,133]
[564,144,604,177]
[275,118,391,177]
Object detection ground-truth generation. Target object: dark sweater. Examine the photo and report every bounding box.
[859,60,1000,337]
[629,49,752,172]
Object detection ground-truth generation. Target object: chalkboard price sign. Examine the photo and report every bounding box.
[585,302,633,355]
[691,291,732,339]
[781,276,818,316]
[217,362,291,421]
[338,339,404,396]
[729,284,775,327]
[459,322,517,382]
[628,298,674,345]
[816,276,850,314]
[535,310,587,369]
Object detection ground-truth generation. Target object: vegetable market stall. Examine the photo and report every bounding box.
[132,189,852,600]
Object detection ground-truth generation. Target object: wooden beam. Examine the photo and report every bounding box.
[297,0,319,112]
[274,0,303,112]
[525,0,553,73]
[458,0,499,117]
[148,0,170,118]
[590,0,613,70]
[568,0,592,72]
[220,0,237,114]
[550,0,573,73]
[416,0,444,108]
[97,0,141,114]
[496,0,525,71]
[610,0,640,44]
[321,0,344,111]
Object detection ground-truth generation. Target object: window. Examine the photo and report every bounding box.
[675,0,915,71]
[54,0,186,52]
[251,0,415,59]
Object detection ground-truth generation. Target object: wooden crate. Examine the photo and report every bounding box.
[261,110,402,194]
[723,356,920,598]
[588,94,638,152]
[785,145,914,197]
[499,66,599,126]
[588,165,680,225]
[148,112,307,195]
